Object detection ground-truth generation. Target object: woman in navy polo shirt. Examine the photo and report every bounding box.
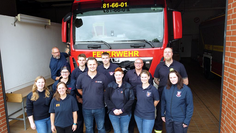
[105,67,135,133]
[161,70,193,133]
[134,70,159,133]
[26,76,53,133]
[49,82,78,133]
[52,66,76,98]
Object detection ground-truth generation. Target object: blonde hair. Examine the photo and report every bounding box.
[31,76,50,101]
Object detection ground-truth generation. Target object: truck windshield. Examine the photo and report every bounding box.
[74,7,164,49]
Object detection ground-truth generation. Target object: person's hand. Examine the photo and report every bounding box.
[113,109,120,115]
[51,125,56,132]
[183,124,188,128]
[76,96,83,103]
[30,122,36,130]
[118,109,123,115]
[55,76,61,81]
[72,125,77,131]
[161,117,166,122]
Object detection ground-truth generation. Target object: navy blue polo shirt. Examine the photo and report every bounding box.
[154,60,188,90]
[134,84,159,120]
[49,95,78,128]
[124,69,153,94]
[76,72,108,109]
[71,67,88,81]
[110,87,127,116]
[49,52,70,80]
[97,63,119,83]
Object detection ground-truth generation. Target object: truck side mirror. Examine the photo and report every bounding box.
[62,18,67,43]
[173,11,182,39]
[62,12,72,43]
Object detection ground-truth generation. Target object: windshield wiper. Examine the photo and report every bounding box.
[79,41,112,49]
[115,39,155,48]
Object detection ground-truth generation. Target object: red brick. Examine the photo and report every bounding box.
[229,73,236,79]
[227,25,231,31]
[228,3,232,9]
[232,42,236,47]
[225,51,231,57]
[228,67,235,74]
[232,2,236,8]
[230,63,236,69]
[230,47,236,53]
[230,53,236,58]
[231,24,236,30]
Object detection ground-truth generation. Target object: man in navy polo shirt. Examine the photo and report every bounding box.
[76,57,108,133]
[97,52,119,133]
[124,58,153,133]
[124,58,153,92]
[153,47,188,133]
[97,52,119,84]
[71,53,88,133]
[49,47,70,81]
[71,53,88,81]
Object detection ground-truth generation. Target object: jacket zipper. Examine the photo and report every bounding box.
[170,86,175,119]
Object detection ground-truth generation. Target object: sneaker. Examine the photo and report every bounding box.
[154,129,162,133]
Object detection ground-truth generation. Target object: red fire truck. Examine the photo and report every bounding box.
[61,0,182,75]
[199,15,225,78]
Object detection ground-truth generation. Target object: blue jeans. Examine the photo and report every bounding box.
[82,108,105,133]
[134,115,154,133]
[34,117,51,133]
[109,114,131,133]
[165,118,188,133]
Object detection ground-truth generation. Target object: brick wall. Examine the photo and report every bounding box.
[0,74,8,133]
[220,0,236,132]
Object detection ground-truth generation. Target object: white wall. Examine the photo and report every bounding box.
[0,15,66,118]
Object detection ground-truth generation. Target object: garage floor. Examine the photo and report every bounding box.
[9,59,221,133]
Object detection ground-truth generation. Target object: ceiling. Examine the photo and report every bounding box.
[15,0,226,23]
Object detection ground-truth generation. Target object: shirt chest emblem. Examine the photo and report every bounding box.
[56,104,60,107]
[176,91,182,97]
[95,81,103,83]
[146,91,151,97]
[109,72,114,76]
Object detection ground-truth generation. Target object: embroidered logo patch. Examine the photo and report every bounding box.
[176,91,182,97]
[56,104,60,107]
[109,72,114,76]
[146,91,151,97]
[68,87,72,90]
[95,81,103,83]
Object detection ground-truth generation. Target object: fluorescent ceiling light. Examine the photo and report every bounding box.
[15,14,51,26]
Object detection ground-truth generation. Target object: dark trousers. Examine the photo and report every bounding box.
[165,119,188,133]
[74,103,84,133]
[56,126,73,133]
[105,107,112,132]
[128,99,137,133]
[154,89,163,130]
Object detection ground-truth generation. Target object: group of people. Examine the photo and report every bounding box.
[26,47,193,133]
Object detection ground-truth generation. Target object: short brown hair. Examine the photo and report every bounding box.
[78,53,86,59]
[114,67,123,74]
[101,52,110,57]
[87,57,98,64]
[53,82,70,101]
[166,70,183,90]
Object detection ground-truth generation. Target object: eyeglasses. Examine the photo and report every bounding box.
[135,62,143,64]
[61,72,69,74]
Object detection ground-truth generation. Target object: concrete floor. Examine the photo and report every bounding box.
[9,59,221,133]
